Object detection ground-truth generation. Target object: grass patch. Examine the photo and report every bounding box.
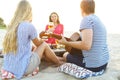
[0,25,6,29]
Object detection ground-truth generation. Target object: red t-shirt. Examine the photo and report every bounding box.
[45,24,64,44]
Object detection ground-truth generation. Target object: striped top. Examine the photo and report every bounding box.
[80,14,109,68]
[3,21,37,79]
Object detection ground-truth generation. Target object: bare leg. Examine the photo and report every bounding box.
[0,50,2,54]
[2,78,8,80]
[34,42,61,65]
[57,56,65,61]
[63,52,69,62]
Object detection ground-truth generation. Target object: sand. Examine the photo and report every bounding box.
[0,29,120,80]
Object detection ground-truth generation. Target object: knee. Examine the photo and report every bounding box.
[41,42,48,47]
[63,52,69,61]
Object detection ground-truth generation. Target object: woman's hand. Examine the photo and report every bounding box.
[32,45,36,51]
[46,27,55,33]
[32,38,44,47]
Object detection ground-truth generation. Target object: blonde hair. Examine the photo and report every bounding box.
[3,0,32,54]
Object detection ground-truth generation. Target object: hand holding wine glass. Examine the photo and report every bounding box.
[46,22,55,33]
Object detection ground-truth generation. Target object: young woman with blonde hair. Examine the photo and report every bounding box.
[1,0,61,79]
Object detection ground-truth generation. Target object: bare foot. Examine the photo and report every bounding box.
[0,50,2,54]
[53,60,65,67]
[2,78,8,80]
[57,56,65,61]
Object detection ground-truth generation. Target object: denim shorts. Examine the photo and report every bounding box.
[25,52,40,75]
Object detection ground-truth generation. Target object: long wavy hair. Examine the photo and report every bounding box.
[3,0,32,54]
[49,12,60,24]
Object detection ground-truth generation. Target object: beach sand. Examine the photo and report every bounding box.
[0,29,120,80]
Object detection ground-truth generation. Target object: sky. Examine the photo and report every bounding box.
[0,0,120,34]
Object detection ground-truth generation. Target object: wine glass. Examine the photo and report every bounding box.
[48,22,54,29]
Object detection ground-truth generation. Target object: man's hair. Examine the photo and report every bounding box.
[80,0,95,14]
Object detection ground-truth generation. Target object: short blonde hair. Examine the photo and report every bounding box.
[3,0,32,54]
[80,0,95,14]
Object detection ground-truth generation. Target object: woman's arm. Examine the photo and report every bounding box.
[32,38,44,47]
[58,29,93,50]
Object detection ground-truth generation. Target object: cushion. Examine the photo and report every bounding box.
[58,63,104,79]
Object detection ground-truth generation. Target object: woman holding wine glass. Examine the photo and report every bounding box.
[43,12,64,45]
